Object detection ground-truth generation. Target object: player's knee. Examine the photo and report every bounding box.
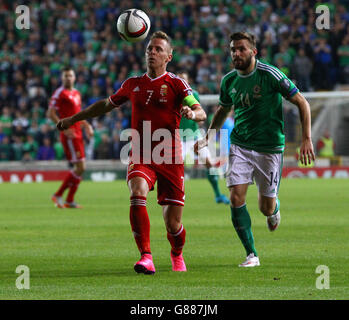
[165,220,182,234]
[230,193,245,207]
[130,187,148,198]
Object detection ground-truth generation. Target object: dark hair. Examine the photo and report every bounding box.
[150,31,173,50]
[230,32,256,49]
[61,66,74,73]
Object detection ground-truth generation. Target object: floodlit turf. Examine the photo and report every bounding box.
[0,178,348,300]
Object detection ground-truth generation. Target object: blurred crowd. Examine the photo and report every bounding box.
[1,0,349,161]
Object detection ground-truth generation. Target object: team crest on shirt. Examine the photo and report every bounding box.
[253,85,262,99]
[160,85,168,96]
[159,85,168,102]
[129,163,134,171]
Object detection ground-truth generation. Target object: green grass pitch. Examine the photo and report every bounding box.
[0,178,348,300]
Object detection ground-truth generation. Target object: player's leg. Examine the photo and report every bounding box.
[254,152,282,231]
[157,163,187,271]
[226,144,259,267]
[197,140,229,204]
[127,164,157,275]
[52,137,75,208]
[63,138,86,208]
[63,160,85,208]
[229,184,259,267]
[259,194,280,231]
[204,154,230,204]
[162,204,187,272]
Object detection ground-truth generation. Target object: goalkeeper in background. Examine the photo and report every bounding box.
[178,71,230,205]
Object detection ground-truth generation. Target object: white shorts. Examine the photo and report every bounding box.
[226,144,283,198]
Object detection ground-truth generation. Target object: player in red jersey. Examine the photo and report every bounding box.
[48,67,94,208]
[56,31,206,274]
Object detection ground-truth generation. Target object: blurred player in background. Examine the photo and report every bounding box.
[196,32,315,267]
[56,32,206,274]
[48,67,94,208]
[179,71,230,205]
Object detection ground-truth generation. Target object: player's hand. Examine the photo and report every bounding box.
[180,106,195,120]
[194,138,208,155]
[299,138,315,165]
[57,117,74,131]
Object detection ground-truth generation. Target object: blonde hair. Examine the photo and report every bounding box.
[150,31,173,53]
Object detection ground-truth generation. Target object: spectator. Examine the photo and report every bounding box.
[0,135,12,161]
[11,135,23,161]
[94,133,111,159]
[316,130,335,157]
[22,134,39,161]
[293,48,313,92]
[0,126,6,143]
[337,35,349,84]
[0,107,12,136]
[313,38,333,90]
[37,137,55,160]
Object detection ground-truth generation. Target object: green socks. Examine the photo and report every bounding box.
[230,204,258,257]
[272,198,280,215]
[206,168,221,198]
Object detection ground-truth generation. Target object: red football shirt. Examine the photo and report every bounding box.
[49,86,83,138]
[109,72,193,163]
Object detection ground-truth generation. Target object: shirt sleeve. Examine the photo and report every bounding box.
[49,88,62,110]
[108,79,130,107]
[175,76,193,101]
[271,69,299,99]
[219,76,233,109]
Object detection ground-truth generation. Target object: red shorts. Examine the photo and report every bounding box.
[60,135,85,163]
[127,162,185,206]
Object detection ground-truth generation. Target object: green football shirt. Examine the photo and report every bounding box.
[179,90,202,141]
[219,59,298,153]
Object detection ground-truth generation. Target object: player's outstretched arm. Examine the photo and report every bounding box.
[194,105,231,153]
[289,92,316,165]
[56,98,116,131]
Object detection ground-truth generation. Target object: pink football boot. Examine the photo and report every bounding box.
[170,252,187,272]
[134,253,156,275]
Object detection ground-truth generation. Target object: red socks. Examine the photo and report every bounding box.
[130,196,186,257]
[55,171,82,202]
[66,173,82,203]
[130,196,151,254]
[167,225,186,256]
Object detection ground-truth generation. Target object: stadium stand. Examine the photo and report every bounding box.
[0,0,349,161]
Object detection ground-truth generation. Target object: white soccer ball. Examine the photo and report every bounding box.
[117,9,151,43]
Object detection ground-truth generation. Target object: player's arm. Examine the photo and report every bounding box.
[47,107,60,124]
[57,98,116,131]
[194,105,231,153]
[80,120,94,139]
[289,92,315,165]
[47,105,74,138]
[180,94,206,122]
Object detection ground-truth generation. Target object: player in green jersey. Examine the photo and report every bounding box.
[195,32,315,267]
[179,71,230,205]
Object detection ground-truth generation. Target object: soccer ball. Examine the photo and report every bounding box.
[117,9,151,43]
